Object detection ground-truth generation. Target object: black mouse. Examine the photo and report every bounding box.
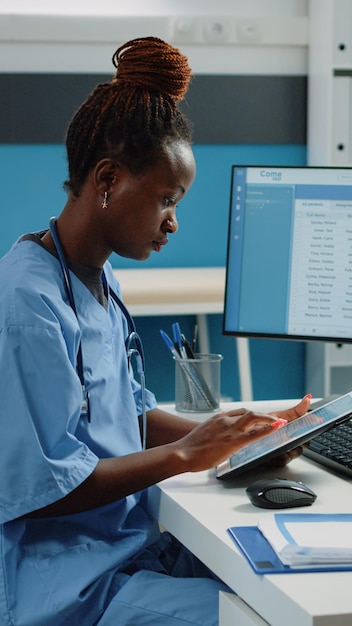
[246,478,317,509]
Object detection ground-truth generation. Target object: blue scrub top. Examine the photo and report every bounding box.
[0,237,159,625]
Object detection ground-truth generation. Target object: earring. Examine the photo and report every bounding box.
[102,191,108,210]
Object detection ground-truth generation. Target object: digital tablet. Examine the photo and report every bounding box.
[216,392,352,480]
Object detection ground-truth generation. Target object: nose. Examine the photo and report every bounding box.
[164,216,178,234]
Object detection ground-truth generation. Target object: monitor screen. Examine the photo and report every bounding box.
[223,165,352,343]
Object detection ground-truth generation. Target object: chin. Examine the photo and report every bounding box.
[131,252,151,262]
[115,248,151,261]
[140,247,153,260]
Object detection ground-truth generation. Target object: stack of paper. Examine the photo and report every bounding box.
[258,513,352,568]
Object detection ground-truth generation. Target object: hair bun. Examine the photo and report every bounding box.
[112,36,192,103]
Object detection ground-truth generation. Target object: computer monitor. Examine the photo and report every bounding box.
[223,165,352,344]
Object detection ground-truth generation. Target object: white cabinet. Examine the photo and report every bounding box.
[219,592,270,626]
[306,341,352,397]
[306,2,352,397]
[308,0,352,167]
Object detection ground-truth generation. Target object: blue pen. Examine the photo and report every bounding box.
[172,322,187,358]
[160,329,181,359]
[160,329,198,406]
[160,330,216,409]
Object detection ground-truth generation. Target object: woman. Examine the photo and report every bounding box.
[0,37,310,625]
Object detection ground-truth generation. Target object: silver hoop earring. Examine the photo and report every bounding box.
[102,191,108,210]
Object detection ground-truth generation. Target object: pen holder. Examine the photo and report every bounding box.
[174,353,223,413]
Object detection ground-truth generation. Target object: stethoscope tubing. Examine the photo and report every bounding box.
[49,217,147,447]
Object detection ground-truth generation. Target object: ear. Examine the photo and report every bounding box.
[93,158,119,195]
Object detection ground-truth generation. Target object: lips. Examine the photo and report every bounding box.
[153,238,168,252]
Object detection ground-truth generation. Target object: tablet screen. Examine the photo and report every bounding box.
[216,392,352,480]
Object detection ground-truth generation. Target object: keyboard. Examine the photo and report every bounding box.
[303,396,352,478]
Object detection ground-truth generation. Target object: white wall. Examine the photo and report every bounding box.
[0,0,307,15]
[0,0,308,74]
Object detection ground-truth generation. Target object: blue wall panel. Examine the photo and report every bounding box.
[139,313,306,404]
[0,142,307,402]
[0,143,306,265]
[0,144,67,257]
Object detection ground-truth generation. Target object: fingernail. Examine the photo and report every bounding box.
[271,418,288,429]
[304,393,312,399]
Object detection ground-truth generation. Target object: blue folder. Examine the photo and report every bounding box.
[227,526,352,574]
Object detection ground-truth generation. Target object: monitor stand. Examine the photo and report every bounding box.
[236,337,253,401]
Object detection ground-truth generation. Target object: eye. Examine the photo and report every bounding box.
[163,196,177,208]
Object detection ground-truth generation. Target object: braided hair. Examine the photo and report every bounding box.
[65,36,193,196]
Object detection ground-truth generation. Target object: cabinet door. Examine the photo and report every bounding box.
[219,591,269,626]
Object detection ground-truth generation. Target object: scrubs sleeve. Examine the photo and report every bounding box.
[0,321,99,523]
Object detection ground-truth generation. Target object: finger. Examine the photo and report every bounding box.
[270,446,303,467]
[259,446,303,470]
[245,417,287,433]
[216,408,278,431]
[274,394,312,422]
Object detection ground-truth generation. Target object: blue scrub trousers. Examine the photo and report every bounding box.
[96,532,230,626]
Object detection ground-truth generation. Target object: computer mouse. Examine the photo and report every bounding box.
[246,478,317,509]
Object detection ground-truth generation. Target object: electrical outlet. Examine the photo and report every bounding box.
[173,18,199,42]
[236,19,261,43]
[203,18,230,43]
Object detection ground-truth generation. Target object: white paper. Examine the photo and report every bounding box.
[259,514,352,566]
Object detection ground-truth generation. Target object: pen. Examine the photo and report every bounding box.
[181,333,195,359]
[160,329,181,359]
[160,328,217,410]
[160,328,199,406]
[170,325,216,408]
[172,322,187,358]
[192,324,198,354]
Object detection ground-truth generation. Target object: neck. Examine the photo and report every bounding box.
[44,209,111,269]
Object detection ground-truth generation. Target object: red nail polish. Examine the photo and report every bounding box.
[271,418,288,429]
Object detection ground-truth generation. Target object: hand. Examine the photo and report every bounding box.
[257,394,313,469]
[269,394,312,423]
[258,445,304,470]
[172,395,312,473]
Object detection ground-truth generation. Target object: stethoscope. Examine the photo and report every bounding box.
[49,217,147,449]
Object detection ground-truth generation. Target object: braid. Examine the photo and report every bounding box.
[65,37,193,195]
[111,37,191,102]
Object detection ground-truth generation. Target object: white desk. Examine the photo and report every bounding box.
[148,400,352,626]
[114,267,225,318]
[114,267,224,356]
